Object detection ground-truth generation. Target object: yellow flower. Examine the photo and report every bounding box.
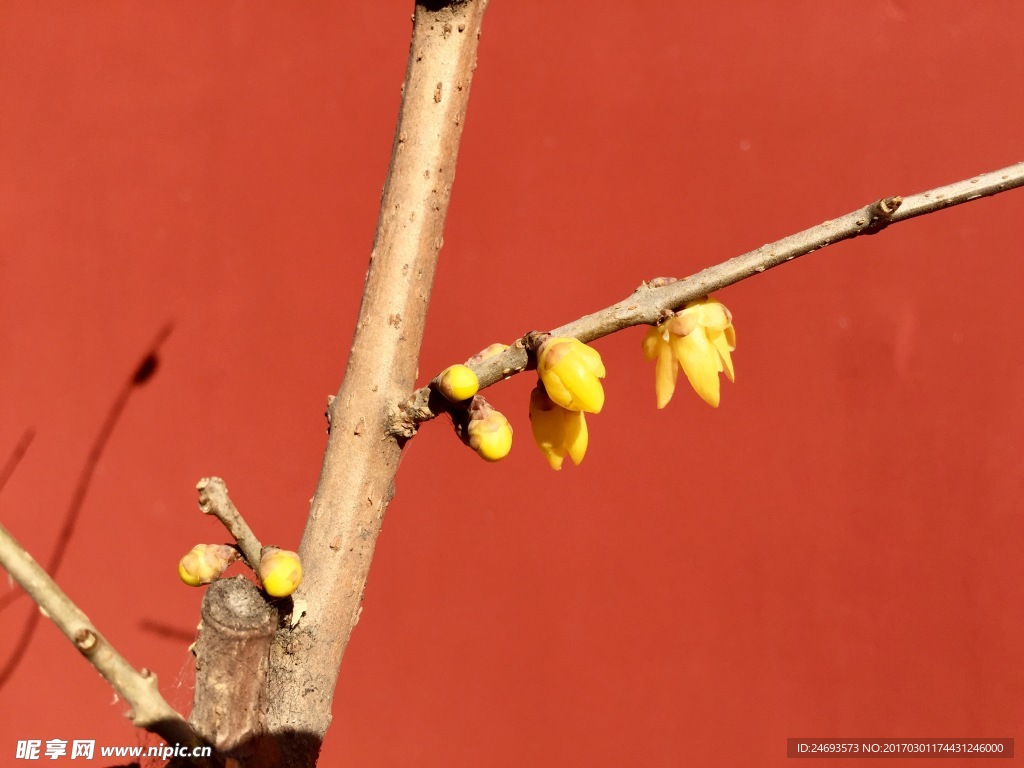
[437,364,479,402]
[536,337,605,413]
[642,296,735,408]
[529,385,588,470]
[177,544,238,587]
[259,548,303,598]
[467,408,513,462]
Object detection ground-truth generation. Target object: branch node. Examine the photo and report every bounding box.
[74,628,97,652]
[522,330,549,352]
[857,195,904,235]
[647,276,679,288]
[325,394,336,433]
[879,195,903,216]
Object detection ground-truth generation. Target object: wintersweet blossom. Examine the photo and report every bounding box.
[642,296,735,408]
[259,548,304,598]
[536,337,606,413]
[177,544,238,587]
[437,364,479,402]
[467,407,513,462]
[529,385,588,470]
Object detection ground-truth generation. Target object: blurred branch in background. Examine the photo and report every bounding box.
[0,428,35,493]
[0,323,173,689]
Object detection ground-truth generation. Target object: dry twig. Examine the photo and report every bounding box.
[196,477,263,570]
[0,520,199,746]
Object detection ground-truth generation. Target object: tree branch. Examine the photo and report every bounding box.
[0,520,200,747]
[262,2,491,764]
[394,160,1024,431]
[190,577,278,761]
[196,477,263,570]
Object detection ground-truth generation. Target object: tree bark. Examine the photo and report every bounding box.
[261,2,489,765]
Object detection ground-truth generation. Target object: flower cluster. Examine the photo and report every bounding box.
[179,542,303,597]
[642,296,735,408]
[436,294,734,469]
[527,336,606,469]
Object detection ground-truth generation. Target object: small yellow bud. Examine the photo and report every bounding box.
[529,385,588,470]
[467,409,513,462]
[178,544,238,587]
[536,337,606,413]
[437,364,480,402]
[259,548,303,598]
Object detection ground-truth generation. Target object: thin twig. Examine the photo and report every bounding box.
[195,477,263,570]
[394,160,1024,431]
[0,519,200,746]
[0,428,35,494]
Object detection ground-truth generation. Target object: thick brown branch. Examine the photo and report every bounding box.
[190,578,278,761]
[395,160,1024,430]
[262,2,490,764]
[0,520,199,747]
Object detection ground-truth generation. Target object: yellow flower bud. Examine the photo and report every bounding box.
[259,548,303,598]
[529,385,588,470]
[467,409,513,462]
[536,337,606,413]
[643,295,735,408]
[437,364,480,402]
[177,544,238,587]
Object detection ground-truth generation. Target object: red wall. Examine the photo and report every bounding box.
[2,3,1022,765]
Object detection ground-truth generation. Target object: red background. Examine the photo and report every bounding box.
[2,2,1022,766]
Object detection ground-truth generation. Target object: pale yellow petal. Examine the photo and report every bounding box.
[538,365,575,411]
[654,343,678,408]
[671,330,721,407]
[564,409,589,466]
[529,386,567,470]
[713,334,735,383]
[538,338,606,413]
[549,354,604,413]
[575,341,607,377]
[693,301,731,331]
[642,326,663,361]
